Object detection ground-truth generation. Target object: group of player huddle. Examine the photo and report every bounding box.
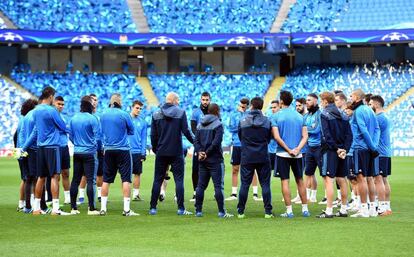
[14,85,392,218]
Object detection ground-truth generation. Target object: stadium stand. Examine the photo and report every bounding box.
[148,74,273,146]
[0,76,31,149]
[141,0,281,33]
[282,0,414,32]
[0,17,6,29]
[388,95,414,155]
[282,61,414,106]
[0,0,137,32]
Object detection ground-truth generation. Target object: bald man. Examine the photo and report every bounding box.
[149,92,194,215]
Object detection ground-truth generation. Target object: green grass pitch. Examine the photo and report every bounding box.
[0,156,413,257]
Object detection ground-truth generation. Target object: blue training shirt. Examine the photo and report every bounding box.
[58,113,69,147]
[16,116,24,148]
[229,111,244,147]
[101,107,134,150]
[267,112,277,153]
[351,104,380,151]
[128,115,147,155]
[69,112,100,154]
[191,107,204,125]
[376,112,392,157]
[20,109,37,150]
[271,107,304,155]
[303,109,321,147]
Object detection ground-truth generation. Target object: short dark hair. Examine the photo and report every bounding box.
[208,103,220,116]
[132,100,143,107]
[20,99,38,116]
[371,95,385,107]
[40,86,56,100]
[89,93,97,98]
[280,90,293,106]
[80,96,93,114]
[335,92,347,101]
[296,98,306,105]
[365,93,373,103]
[308,93,318,100]
[55,96,64,101]
[250,97,264,110]
[201,91,211,98]
[271,100,279,105]
[334,90,343,95]
[240,97,250,105]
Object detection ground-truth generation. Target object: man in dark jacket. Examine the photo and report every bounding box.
[237,97,273,219]
[150,92,194,215]
[317,91,352,218]
[194,103,233,218]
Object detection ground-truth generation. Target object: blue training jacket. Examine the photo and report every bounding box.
[151,103,194,156]
[351,104,380,151]
[304,108,322,147]
[320,103,352,152]
[194,114,224,164]
[58,113,69,147]
[238,110,272,164]
[228,110,244,147]
[377,112,392,157]
[69,112,100,154]
[20,109,37,150]
[128,115,147,155]
[271,107,304,154]
[100,107,134,151]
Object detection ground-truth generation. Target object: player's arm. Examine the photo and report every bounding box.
[190,110,198,134]
[372,118,380,148]
[355,112,376,150]
[141,120,147,158]
[295,126,309,153]
[17,121,25,148]
[92,117,100,145]
[206,125,224,156]
[22,126,37,151]
[52,110,69,133]
[125,113,134,135]
[182,111,194,144]
[272,126,291,153]
[150,116,158,153]
[194,129,202,153]
[228,113,238,133]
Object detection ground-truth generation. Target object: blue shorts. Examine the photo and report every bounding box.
[132,153,143,175]
[353,149,377,177]
[37,146,61,177]
[231,146,241,165]
[27,148,38,177]
[379,157,391,177]
[304,146,321,176]
[274,155,303,180]
[18,157,29,180]
[346,155,357,180]
[103,150,132,183]
[321,150,348,178]
[60,145,71,170]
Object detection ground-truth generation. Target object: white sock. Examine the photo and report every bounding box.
[52,199,59,212]
[124,197,130,212]
[326,207,333,215]
[253,186,258,195]
[306,188,310,199]
[340,204,347,213]
[160,189,165,196]
[97,187,102,198]
[337,189,341,199]
[133,189,139,197]
[361,203,369,213]
[324,190,327,198]
[302,204,308,212]
[378,201,385,213]
[311,190,317,200]
[64,191,70,201]
[18,200,25,208]
[356,196,361,208]
[369,202,376,210]
[34,198,41,211]
[30,194,34,206]
[232,187,238,195]
[295,190,299,198]
[351,191,356,200]
[79,188,85,198]
[101,196,108,211]
[386,201,391,211]
[286,205,292,214]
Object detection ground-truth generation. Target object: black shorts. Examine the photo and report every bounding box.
[346,155,357,180]
[27,148,38,177]
[354,149,377,177]
[274,155,303,180]
[103,150,132,183]
[37,146,61,178]
[231,146,241,165]
[132,153,143,175]
[18,157,29,180]
[60,145,71,170]
[304,146,321,176]
[321,150,347,178]
[97,150,104,176]
[379,157,391,177]
[269,153,276,171]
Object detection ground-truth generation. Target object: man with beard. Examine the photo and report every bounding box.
[190,92,211,202]
[303,93,321,203]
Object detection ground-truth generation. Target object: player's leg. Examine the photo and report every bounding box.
[78,176,87,204]
[351,150,370,217]
[227,146,241,200]
[293,157,309,216]
[17,157,28,211]
[171,155,190,215]
[60,146,71,204]
[304,148,317,202]
[211,163,230,217]
[84,154,99,215]
[335,158,349,217]
[100,150,117,215]
[195,162,211,216]
[190,153,199,202]
[150,156,169,213]
[317,151,335,218]
[379,157,392,215]
[236,163,254,217]
[96,150,104,201]
[118,150,137,216]
[69,154,83,213]
[256,162,273,217]
[131,154,143,201]
[275,157,293,217]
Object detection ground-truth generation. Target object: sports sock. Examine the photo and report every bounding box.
[302,204,308,212]
[231,187,238,195]
[64,191,70,202]
[160,189,165,196]
[52,199,59,212]
[79,188,85,199]
[286,205,292,214]
[351,191,356,200]
[101,196,108,211]
[18,200,25,208]
[97,187,102,198]
[325,207,333,215]
[361,203,369,214]
[386,201,391,211]
[356,195,361,208]
[306,188,311,199]
[369,202,376,210]
[30,194,34,206]
[34,198,41,211]
[340,204,347,213]
[337,189,341,199]
[124,197,130,212]
[252,186,258,195]
[133,189,139,197]
[311,190,317,200]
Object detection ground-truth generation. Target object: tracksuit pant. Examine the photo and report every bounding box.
[195,162,225,213]
[70,153,97,210]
